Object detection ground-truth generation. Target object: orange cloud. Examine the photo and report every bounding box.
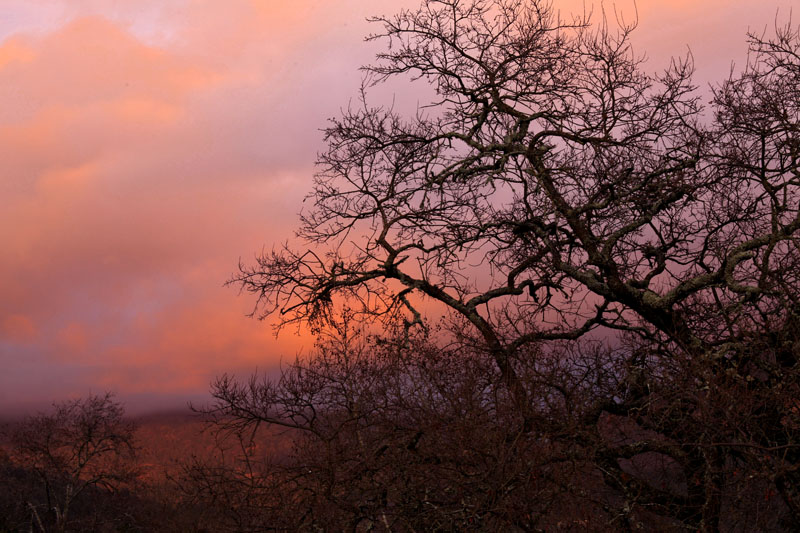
[56,322,90,356]
[0,37,35,69]
[1,314,37,343]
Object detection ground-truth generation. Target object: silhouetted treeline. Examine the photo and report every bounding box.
[2,313,798,531]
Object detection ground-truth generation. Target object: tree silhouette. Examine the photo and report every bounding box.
[10,393,138,533]
[226,1,800,530]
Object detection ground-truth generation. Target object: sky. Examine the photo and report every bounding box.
[0,0,795,415]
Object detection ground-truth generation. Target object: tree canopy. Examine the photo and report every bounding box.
[223,1,800,530]
[236,0,799,359]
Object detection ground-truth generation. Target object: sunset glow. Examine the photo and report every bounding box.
[1,0,795,414]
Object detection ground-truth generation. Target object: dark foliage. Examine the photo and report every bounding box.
[195,319,799,531]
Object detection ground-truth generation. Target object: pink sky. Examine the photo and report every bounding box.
[0,0,795,415]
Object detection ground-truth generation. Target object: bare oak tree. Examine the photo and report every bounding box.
[225,1,800,530]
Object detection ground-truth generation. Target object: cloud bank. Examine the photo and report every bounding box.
[0,0,794,413]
